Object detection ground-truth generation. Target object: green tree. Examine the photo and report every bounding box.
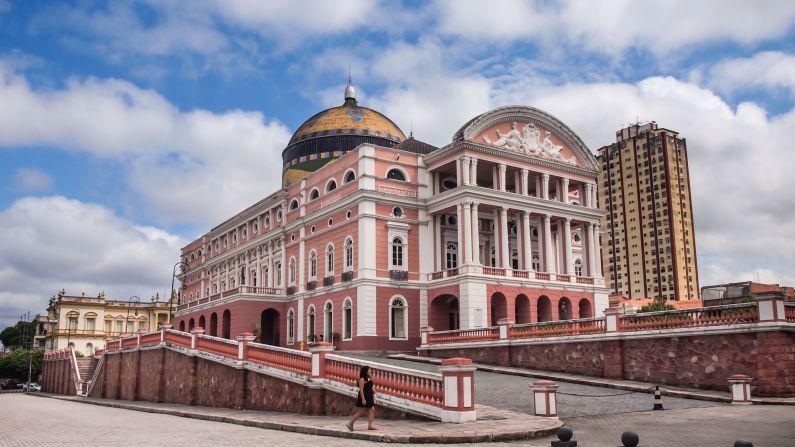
[0,349,43,381]
[0,320,36,349]
[637,302,676,313]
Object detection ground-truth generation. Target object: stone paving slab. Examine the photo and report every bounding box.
[390,353,795,405]
[32,393,561,443]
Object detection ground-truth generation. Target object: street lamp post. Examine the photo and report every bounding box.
[169,260,189,325]
[125,296,141,335]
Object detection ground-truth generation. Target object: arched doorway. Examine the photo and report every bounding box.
[490,292,508,326]
[578,299,593,318]
[429,295,459,331]
[222,310,231,339]
[188,318,195,331]
[515,294,531,323]
[537,296,552,322]
[209,313,218,336]
[558,297,572,320]
[260,309,280,345]
[198,315,206,330]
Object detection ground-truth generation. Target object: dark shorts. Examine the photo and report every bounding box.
[355,395,375,408]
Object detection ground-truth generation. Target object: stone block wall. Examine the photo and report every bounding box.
[41,356,77,396]
[425,329,795,397]
[89,346,423,419]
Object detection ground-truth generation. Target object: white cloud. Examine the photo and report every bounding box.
[702,51,795,97]
[0,59,292,226]
[12,168,53,193]
[0,196,185,329]
[434,0,795,55]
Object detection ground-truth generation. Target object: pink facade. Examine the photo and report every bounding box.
[176,102,609,351]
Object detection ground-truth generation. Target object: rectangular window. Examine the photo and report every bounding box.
[86,319,95,331]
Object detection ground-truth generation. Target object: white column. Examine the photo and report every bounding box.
[543,215,554,273]
[456,204,464,266]
[456,158,462,187]
[470,158,478,186]
[462,202,472,265]
[586,222,596,276]
[461,156,470,186]
[498,164,507,192]
[521,169,529,195]
[513,171,520,193]
[434,214,442,271]
[522,212,532,271]
[563,218,573,275]
[500,207,510,268]
[535,175,541,197]
[492,166,498,190]
[561,178,569,204]
[492,209,499,266]
[594,223,603,276]
[471,202,480,265]
[542,173,549,200]
[280,237,286,286]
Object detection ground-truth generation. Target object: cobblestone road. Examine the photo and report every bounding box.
[348,354,725,417]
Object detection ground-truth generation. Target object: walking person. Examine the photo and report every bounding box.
[346,365,376,431]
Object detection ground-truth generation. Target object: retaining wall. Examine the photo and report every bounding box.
[422,327,795,396]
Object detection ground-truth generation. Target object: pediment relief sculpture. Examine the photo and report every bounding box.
[480,121,578,165]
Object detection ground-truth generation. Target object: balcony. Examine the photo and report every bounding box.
[426,266,600,286]
[389,270,409,281]
[176,286,285,311]
[306,280,317,291]
[341,271,354,282]
[286,286,297,296]
[323,275,335,287]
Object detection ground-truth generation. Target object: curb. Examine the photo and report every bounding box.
[29,393,561,443]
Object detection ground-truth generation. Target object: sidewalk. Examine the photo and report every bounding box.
[33,393,562,443]
[389,354,795,405]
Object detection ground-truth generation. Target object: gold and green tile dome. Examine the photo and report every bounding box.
[282,83,406,186]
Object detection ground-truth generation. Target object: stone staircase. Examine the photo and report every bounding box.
[76,357,98,396]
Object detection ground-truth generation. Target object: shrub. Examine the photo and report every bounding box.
[637,302,676,313]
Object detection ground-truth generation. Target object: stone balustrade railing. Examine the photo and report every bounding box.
[422,296,792,347]
[97,326,476,422]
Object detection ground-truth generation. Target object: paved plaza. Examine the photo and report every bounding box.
[348,354,726,417]
[2,394,794,446]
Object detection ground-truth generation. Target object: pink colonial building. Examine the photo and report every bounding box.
[175,84,609,351]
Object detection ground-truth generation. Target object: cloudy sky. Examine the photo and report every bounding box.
[1,0,794,329]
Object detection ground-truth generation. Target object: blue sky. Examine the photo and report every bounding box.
[1,0,795,330]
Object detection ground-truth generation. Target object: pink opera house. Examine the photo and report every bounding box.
[175,83,609,351]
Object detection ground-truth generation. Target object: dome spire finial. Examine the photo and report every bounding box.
[344,67,357,106]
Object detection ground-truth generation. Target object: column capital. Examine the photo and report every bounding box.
[498,163,507,171]
[542,172,549,179]
[471,201,479,208]
[500,206,509,214]
[543,214,551,222]
[461,155,470,162]
[522,210,531,218]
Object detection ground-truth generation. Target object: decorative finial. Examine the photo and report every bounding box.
[410,120,414,139]
[344,69,357,105]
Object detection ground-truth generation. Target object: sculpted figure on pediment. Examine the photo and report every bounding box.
[483,122,523,150]
[541,131,577,165]
[522,122,542,154]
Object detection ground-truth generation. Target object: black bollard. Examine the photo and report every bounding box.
[734,441,753,447]
[621,431,640,447]
[653,386,663,410]
[551,426,577,447]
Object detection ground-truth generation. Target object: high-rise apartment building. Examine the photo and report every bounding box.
[597,122,698,301]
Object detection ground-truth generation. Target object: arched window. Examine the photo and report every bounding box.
[309,250,317,279]
[344,238,354,270]
[85,342,93,357]
[287,309,295,344]
[309,188,320,201]
[344,170,356,183]
[289,199,299,210]
[391,237,404,269]
[392,206,403,218]
[573,233,581,243]
[446,243,458,269]
[240,266,246,286]
[390,297,407,339]
[343,299,353,340]
[511,249,519,270]
[307,306,316,341]
[326,244,335,275]
[575,259,583,277]
[275,262,282,286]
[386,168,407,181]
[324,301,333,342]
[326,179,337,192]
[289,258,296,285]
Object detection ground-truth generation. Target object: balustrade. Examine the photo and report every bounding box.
[246,342,312,376]
[620,303,758,332]
[511,318,605,339]
[785,303,795,323]
[428,327,499,344]
[196,334,239,358]
[138,332,161,347]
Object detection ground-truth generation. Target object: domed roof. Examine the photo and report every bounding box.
[281,82,407,186]
[288,102,405,145]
